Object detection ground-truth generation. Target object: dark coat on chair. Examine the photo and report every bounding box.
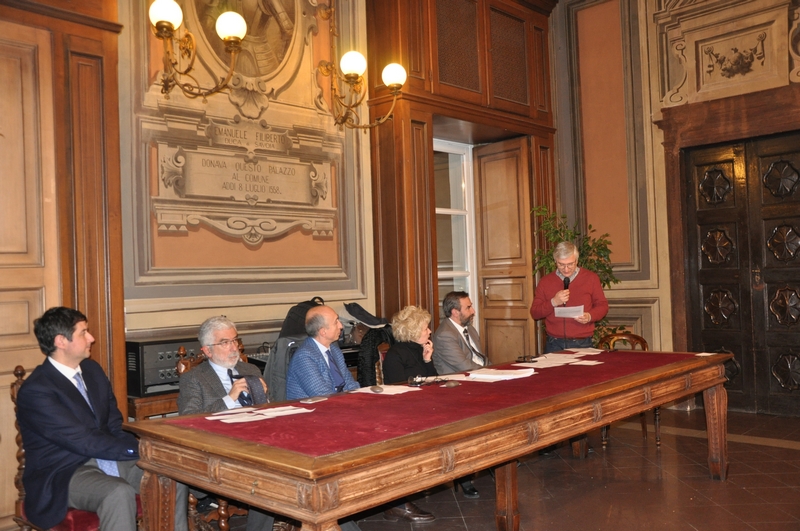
[15,358,139,529]
[178,360,263,415]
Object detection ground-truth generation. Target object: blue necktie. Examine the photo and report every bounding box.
[73,373,120,477]
[326,350,345,392]
[228,369,253,407]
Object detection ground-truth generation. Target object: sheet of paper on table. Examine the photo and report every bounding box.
[466,368,536,382]
[568,359,604,366]
[351,385,422,395]
[564,348,604,355]
[206,406,315,423]
[554,305,584,318]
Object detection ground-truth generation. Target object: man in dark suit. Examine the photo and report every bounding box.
[15,306,187,531]
[178,315,282,531]
[431,291,487,498]
[432,291,488,375]
[286,305,360,400]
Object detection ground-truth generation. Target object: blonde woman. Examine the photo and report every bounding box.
[383,306,437,384]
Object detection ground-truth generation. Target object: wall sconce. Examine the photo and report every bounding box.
[149,0,247,101]
[317,1,407,130]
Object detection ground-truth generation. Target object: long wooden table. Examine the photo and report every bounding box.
[127,351,731,531]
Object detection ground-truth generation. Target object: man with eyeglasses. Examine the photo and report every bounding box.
[178,315,283,531]
[530,241,608,353]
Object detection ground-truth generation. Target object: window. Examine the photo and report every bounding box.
[433,139,478,322]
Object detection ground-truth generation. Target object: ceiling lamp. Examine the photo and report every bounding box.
[317,1,407,130]
[149,0,247,101]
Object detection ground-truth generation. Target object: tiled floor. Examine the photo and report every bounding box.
[221,409,800,531]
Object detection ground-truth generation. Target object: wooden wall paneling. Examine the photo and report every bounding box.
[656,83,800,352]
[485,0,534,117]
[370,99,437,318]
[428,0,485,105]
[63,31,126,410]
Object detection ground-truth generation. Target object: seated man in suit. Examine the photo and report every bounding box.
[286,305,360,399]
[178,315,290,531]
[431,291,487,498]
[16,306,187,531]
[286,305,435,523]
[432,291,488,375]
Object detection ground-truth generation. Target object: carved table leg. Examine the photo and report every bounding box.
[495,461,520,531]
[140,470,177,531]
[298,521,341,530]
[703,383,728,481]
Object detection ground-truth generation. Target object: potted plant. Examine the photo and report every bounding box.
[531,205,623,345]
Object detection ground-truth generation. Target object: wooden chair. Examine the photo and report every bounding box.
[176,346,248,531]
[11,366,142,531]
[597,333,660,447]
[374,342,391,385]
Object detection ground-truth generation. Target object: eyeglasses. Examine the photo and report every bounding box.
[407,375,449,387]
[207,337,240,349]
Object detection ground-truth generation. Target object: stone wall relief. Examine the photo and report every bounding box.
[144,0,341,249]
[656,0,792,107]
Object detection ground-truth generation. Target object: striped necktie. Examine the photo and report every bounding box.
[463,328,486,366]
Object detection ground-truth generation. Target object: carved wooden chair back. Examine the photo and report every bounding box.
[176,342,248,376]
[374,342,391,385]
[598,333,649,351]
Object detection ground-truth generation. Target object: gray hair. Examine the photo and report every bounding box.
[305,307,327,338]
[198,315,237,346]
[553,242,579,261]
[442,291,469,318]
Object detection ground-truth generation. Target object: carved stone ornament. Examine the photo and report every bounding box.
[704,289,738,325]
[767,225,800,261]
[769,287,800,326]
[152,131,336,247]
[699,168,732,205]
[762,159,800,198]
[701,228,734,264]
[771,353,800,390]
[704,33,766,78]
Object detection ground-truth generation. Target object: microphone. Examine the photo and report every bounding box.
[562,277,570,306]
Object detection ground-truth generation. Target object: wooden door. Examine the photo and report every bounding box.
[686,131,800,415]
[473,137,535,364]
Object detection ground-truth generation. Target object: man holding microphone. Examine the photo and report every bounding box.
[530,242,608,353]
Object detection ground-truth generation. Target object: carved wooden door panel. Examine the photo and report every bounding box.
[747,133,800,414]
[686,132,800,415]
[473,137,536,364]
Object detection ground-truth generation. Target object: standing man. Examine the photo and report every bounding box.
[432,291,488,375]
[16,306,187,531]
[530,241,609,353]
[286,305,360,400]
[178,315,282,531]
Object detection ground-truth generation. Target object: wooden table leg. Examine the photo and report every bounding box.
[298,521,341,530]
[703,383,729,481]
[495,461,520,531]
[140,470,177,531]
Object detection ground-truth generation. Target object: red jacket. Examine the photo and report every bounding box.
[530,269,609,339]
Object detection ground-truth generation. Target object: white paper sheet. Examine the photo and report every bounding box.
[205,406,315,423]
[554,305,584,318]
[465,368,536,382]
[569,360,603,366]
[351,385,422,395]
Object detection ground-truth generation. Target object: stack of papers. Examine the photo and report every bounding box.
[513,350,604,369]
[205,406,315,424]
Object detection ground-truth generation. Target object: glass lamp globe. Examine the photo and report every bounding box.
[340,51,367,77]
[149,0,183,29]
[381,63,407,89]
[216,11,248,40]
